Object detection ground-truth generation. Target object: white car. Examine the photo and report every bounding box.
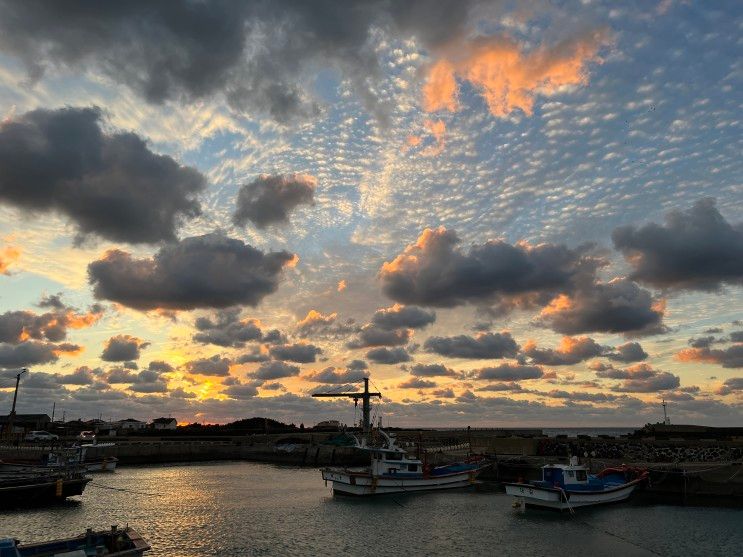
[24,430,59,442]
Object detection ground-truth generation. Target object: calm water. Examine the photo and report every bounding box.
[1,462,740,556]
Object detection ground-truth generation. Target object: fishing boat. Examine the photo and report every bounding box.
[0,444,118,473]
[504,457,648,511]
[0,526,150,556]
[0,464,90,508]
[321,429,488,496]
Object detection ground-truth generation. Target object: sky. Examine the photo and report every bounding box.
[0,0,740,428]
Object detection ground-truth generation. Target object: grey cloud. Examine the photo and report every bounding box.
[409,363,457,377]
[729,331,743,343]
[476,382,524,392]
[193,308,264,348]
[347,325,411,348]
[269,343,322,363]
[371,305,436,330]
[475,364,544,381]
[613,372,680,393]
[595,363,656,380]
[538,278,666,336]
[679,344,743,369]
[101,334,149,362]
[431,388,455,398]
[148,361,174,374]
[0,341,79,369]
[605,341,648,363]
[89,233,295,311]
[56,366,96,385]
[236,348,271,364]
[304,366,368,384]
[251,361,301,380]
[295,311,359,339]
[523,337,604,366]
[716,378,743,395]
[222,381,260,400]
[233,174,315,229]
[0,1,477,123]
[0,107,204,244]
[380,227,601,311]
[399,378,437,389]
[366,347,411,365]
[424,332,519,359]
[0,305,102,344]
[612,199,743,291]
[185,355,232,377]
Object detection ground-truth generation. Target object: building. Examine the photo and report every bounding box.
[151,417,177,430]
[115,418,147,431]
[0,413,51,435]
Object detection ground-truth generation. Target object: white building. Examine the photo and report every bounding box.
[151,417,177,430]
[116,418,148,431]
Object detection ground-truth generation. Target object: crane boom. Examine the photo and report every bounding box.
[312,377,381,436]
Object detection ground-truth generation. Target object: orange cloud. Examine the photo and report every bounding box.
[337,279,347,292]
[422,119,446,156]
[0,245,20,274]
[63,308,104,329]
[675,348,719,364]
[540,294,575,316]
[423,30,609,118]
[297,309,337,329]
[406,135,422,147]
[423,59,459,112]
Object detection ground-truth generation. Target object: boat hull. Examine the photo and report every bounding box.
[0,477,91,508]
[322,468,479,496]
[85,457,118,472]
[504,479,643,511]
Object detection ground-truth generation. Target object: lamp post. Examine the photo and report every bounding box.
[6,368,27,439]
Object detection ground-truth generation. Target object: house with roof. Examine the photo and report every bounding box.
[151,417,177,430]
[115,418,148,431]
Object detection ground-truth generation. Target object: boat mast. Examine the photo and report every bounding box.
[312,377,382,438]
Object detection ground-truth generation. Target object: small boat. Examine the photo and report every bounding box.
[2,445,118,473]
[0,525,150,556]
[321,429,488,496]
[504,457,648,512]
[0,464,90,508]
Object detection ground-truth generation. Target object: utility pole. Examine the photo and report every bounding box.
[312,377,382,438]
[6,368,28,439]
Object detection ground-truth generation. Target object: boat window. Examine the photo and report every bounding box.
[408,464,418,472]
[386,453,402,460]
[567,470,575,478]
[576,470,587,481]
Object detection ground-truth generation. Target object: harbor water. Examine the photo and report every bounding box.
[1,461,741,556]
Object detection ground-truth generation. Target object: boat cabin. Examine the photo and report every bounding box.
[534,457,604,490]
[539,463,590,488]
[368,447,423,477]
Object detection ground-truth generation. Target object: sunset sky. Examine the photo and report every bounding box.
[0,0,740,427]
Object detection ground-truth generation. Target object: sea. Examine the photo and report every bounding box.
[1,461,740,556]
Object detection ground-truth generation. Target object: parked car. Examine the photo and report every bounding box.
[24,430,59,442]
[78,430,96,441]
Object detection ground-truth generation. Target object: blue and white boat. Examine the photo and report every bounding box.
[0,526,150,556]
[504,457,648,511]
[321,429,488,496]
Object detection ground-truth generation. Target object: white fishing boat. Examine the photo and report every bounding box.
[321,429,487,496]
[504,457,648,512]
